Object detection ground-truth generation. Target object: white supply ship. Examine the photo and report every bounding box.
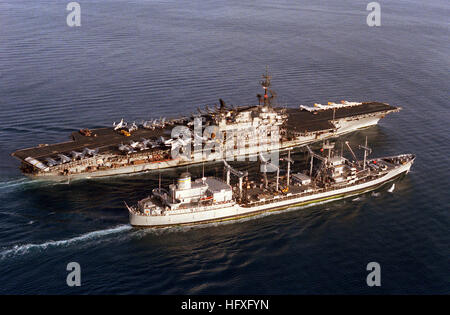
[127,140,415,227]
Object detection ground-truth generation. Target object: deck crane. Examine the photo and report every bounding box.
[223,160,248,199]
[305,145,327,177]
[322,140,335,159]
[258,153,280,191]
[358,136,372,170]
[345,141,358,162]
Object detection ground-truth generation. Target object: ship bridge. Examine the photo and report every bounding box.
[168,173,232,206]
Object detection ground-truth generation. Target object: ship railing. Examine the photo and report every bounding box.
[242,172,389,207]
[48,149,173,174]
[49,156,98,171]
[142,200,235,216]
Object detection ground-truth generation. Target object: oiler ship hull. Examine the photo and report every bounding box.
[128,156,414,228]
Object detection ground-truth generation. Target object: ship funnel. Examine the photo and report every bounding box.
[177,172,192,190]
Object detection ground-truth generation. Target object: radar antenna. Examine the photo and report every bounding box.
[260,67,275,107]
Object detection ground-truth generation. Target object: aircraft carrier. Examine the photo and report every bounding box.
[11,72,400,181]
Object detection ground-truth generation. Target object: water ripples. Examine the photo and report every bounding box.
[0,0,448,294]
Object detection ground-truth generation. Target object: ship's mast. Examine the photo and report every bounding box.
[358,136,372,170]
[260,67,274,107]
[259,153,280,191]
[285,149,293,187]
[322,140,335,160]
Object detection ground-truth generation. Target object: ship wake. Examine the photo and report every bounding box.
[0,177,63,192]
[0,178,31,190]
[0,225,132,260]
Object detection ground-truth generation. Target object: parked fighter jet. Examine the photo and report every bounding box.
[118,143,128,152]
[155,136,166,145]
[45,157,60,167]
[83,148,99,156]
[142,138,159,148]
[118,143,136,154]
[70,151,85,160]
[141,138,151,148]
[152,117,166,128]
[167,137,191,151]
[129,140,140,149]
[138,143,148,151]
[113,118,127,131]
[142,120,155,130]
[140,138,159,150]
[172,117,187,124]
[128,122,138,133]
[57,154,72,164]
[171,138,193,154]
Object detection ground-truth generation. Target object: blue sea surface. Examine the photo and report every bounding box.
[0,0,448,294]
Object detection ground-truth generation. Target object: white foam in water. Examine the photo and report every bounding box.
[0,178,57,193]
[0,177,82,193]
[388,184,395,193]
[0,225,132,260]
[0,178,30,190]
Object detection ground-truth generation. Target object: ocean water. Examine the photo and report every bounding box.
[0,0,448,294]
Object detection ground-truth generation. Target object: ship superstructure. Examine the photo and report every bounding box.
[127,140,415,227]
[12,72,400,180]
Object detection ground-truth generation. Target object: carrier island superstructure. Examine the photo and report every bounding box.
[11,72,400,180]
[127,140,415,227]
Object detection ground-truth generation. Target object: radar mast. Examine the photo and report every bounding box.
[259,67,275,107]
